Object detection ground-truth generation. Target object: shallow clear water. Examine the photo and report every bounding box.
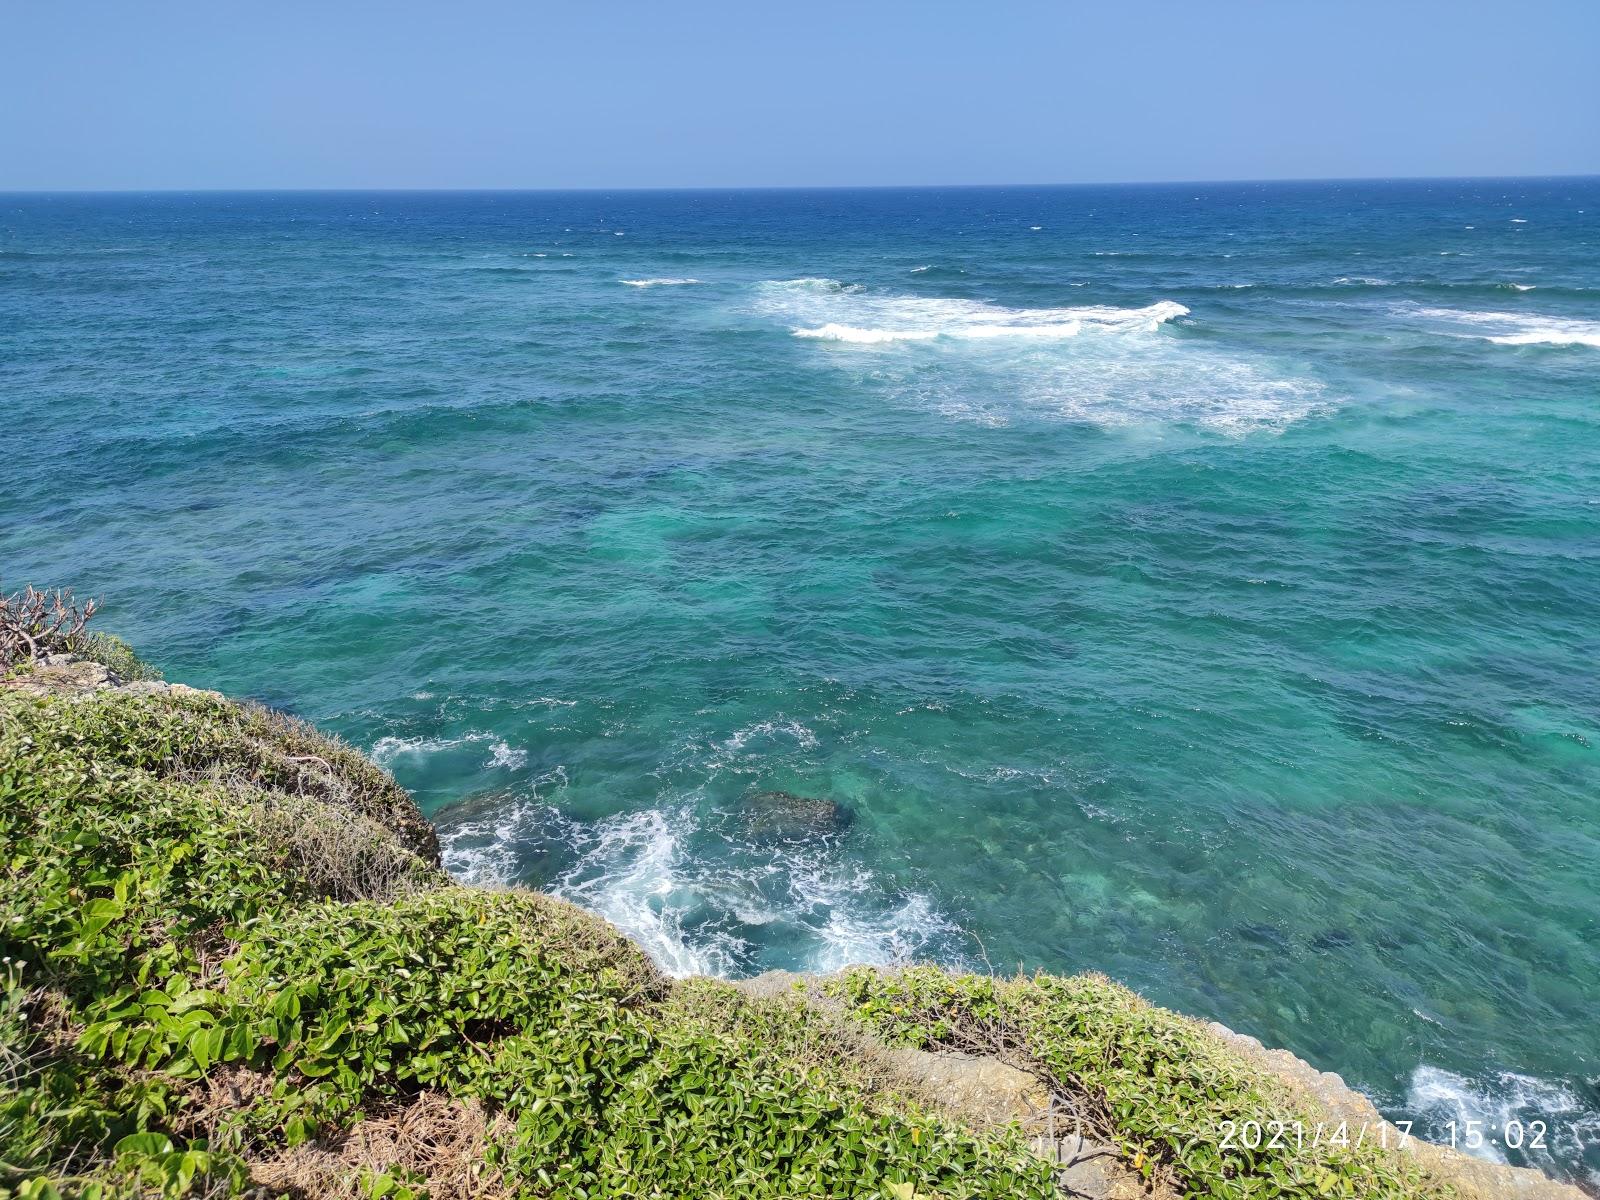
[4,182,1598,1185]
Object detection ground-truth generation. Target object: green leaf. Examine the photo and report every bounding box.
[115,1131,176,1157]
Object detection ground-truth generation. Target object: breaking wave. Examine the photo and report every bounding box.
[620,277,702,288]
[752,278,1322,433]
[1405,1065,1600,1189]
[436,781,964,979]
[757,277,1186,342]
[1403,304,1600,348]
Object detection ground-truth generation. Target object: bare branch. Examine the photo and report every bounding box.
[0,582,103,671]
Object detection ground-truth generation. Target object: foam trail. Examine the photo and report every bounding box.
[795,324,937,344]
[435,768,569,885]
[551,802,962,977]
[620,277,702,288]
[1489,325,1600,347]
[371,731,526,772]
[552,809,738,976]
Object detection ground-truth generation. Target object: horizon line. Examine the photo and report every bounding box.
[2,171,1597,196]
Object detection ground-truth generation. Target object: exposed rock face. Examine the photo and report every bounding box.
[739,790,853,842]
[2,652,222,701]
[4,655,115,695]
[880,1044,1051,1131]
[880,1048,1156,1200]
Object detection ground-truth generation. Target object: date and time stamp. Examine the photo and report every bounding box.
[1215,1117,1566,1155]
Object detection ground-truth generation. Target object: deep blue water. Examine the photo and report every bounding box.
[4,181,1598,1185]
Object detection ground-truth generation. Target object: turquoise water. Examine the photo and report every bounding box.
[4,182,1598,1185]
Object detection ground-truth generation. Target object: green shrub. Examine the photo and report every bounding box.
[1,687,438,862]
[576,980,1058,1199]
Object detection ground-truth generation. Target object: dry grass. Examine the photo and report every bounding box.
[170,1069,511,1200]
[243,793,445,904]
[246,1094,512,1200]
[225,701,442,866]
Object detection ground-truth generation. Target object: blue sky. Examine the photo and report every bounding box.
[3,0,1596,189]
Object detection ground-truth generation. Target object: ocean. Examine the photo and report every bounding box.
[4,180,1597,1186]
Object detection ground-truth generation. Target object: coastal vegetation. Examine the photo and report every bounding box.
[832,968,1430,1198]
[0,599,1512,1199]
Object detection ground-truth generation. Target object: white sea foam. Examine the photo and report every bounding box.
[438,790,963,979]
[769,277,864,293]
[437,768,569,885]
[753,278,1321,433]
[1406,1065,1600,1188]
[717,718,820,755]
[487,742,529,769]
[621,277,702,288]
[370,730,526,772]
[551,808,738,976]
[1405,304,1600,348]
[795,324,939,344]
[1489,324,1600,347]
[811,885,961,972]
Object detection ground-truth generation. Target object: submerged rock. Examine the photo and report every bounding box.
[1311,927,1356,952]
[1234,921,1290,950]
[739,790,852,843]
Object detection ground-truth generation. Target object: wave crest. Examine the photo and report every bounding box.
[766,283,1187,344]
[1403,304,1600,348]
[753,279,1317,433]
